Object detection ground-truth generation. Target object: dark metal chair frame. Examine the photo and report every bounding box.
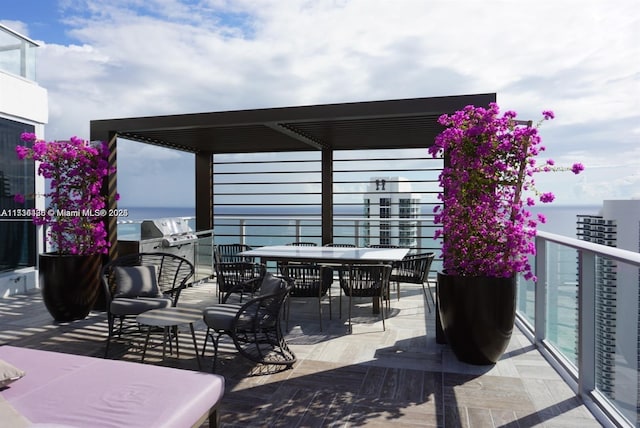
[214,244,264,303]
[279,262,333,331]
[338,263,392,331]
[101,252,194,358]
[389,252,435,311]
[202,276,296,374]
[215,243,254,263]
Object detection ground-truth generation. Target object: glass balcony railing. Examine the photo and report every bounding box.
[0,24,38,80]
[518,230,640,427]
[117,216,640,427]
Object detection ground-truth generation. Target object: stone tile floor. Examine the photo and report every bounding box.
[0,280,603,427]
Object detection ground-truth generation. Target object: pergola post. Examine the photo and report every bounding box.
[321,148,333,245]
[195,151,213,231]
[106,132,118,260]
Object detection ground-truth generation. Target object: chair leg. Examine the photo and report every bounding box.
[201,327,211,357]
[348,293,353,333]
[117,317,125,337]
[379,294,386,331]
[318,287,323,332]
[212,332,222,373]
[422,279,434,313]
[104,314,115,358]
[286,298,291,331]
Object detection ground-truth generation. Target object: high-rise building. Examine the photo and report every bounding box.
[0,24,48,296]
[577,199,640,419]
[362,176,420,248]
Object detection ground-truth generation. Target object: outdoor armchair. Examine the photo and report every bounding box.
[101,252,194,358]
[202,272,296,374]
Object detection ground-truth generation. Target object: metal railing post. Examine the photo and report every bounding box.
[534,234,547,344]
[578,249,596,396]
[239,219,246,246]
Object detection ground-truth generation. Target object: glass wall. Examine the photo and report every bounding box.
[0,117,36,271]
[0,25,38,80]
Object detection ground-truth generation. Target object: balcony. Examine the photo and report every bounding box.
[0,270,601,426]
[7,212,636,425]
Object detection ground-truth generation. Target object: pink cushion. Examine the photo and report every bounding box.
[0,346,224,428]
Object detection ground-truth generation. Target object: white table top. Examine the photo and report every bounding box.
[238,245,409,264]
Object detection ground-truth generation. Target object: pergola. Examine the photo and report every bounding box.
[90,93,496,257]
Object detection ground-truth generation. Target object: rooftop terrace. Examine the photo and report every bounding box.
[0,278,602,427]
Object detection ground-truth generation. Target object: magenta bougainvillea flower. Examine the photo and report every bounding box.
[428,103,584,281]
[14,133,117,255]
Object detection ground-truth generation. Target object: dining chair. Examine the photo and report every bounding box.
[338,263,392,331]
[213,246,265,303]
[279,262,333,331]
[101,252,194,358]
[389,252,435,310]
[215,243,255,263]
[202,272,296,374]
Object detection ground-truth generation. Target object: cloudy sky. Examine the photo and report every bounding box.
[2,0,639,208]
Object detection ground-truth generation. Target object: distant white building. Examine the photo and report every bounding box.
[577,199,640,419]
[0,24,48,296]
[362,176,420,248]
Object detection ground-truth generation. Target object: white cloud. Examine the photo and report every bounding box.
[14,0,640,206]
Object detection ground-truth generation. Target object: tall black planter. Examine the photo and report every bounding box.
[437,271,516,365]
[39,253,102,322]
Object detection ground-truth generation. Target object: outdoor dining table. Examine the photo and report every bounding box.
[238,245,409,313]
[238,245,409,265]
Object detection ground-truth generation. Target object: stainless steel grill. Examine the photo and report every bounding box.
[141,218,198,246]
[136,218,198,263]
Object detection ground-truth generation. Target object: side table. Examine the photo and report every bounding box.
[137,307,202,369]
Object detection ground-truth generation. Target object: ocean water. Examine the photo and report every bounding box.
[117,204,601,241]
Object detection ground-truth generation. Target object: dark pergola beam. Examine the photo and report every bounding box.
[90,93,497,256]
[264,122,327,150]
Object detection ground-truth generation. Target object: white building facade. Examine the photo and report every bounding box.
[362,176,420,248]
[0,24,48,296]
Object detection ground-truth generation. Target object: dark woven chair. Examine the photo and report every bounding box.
[202,272,296,374]
[390,252,435,311]
[338,263,392,331]
[216,243,254,263]
[279,262,333,331]
[101,252,194,358]
[214,245,264,303]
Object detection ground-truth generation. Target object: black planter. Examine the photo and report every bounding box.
[39,253,102,322]
[437,271,516,365]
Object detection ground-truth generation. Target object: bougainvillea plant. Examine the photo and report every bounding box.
[14,132,116,255]
[428,103,584,281]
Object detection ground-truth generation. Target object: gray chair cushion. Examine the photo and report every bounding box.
[110,296,172,316]
[113,265,161,298]
[203,304,243,331]
[259,272,285,296]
